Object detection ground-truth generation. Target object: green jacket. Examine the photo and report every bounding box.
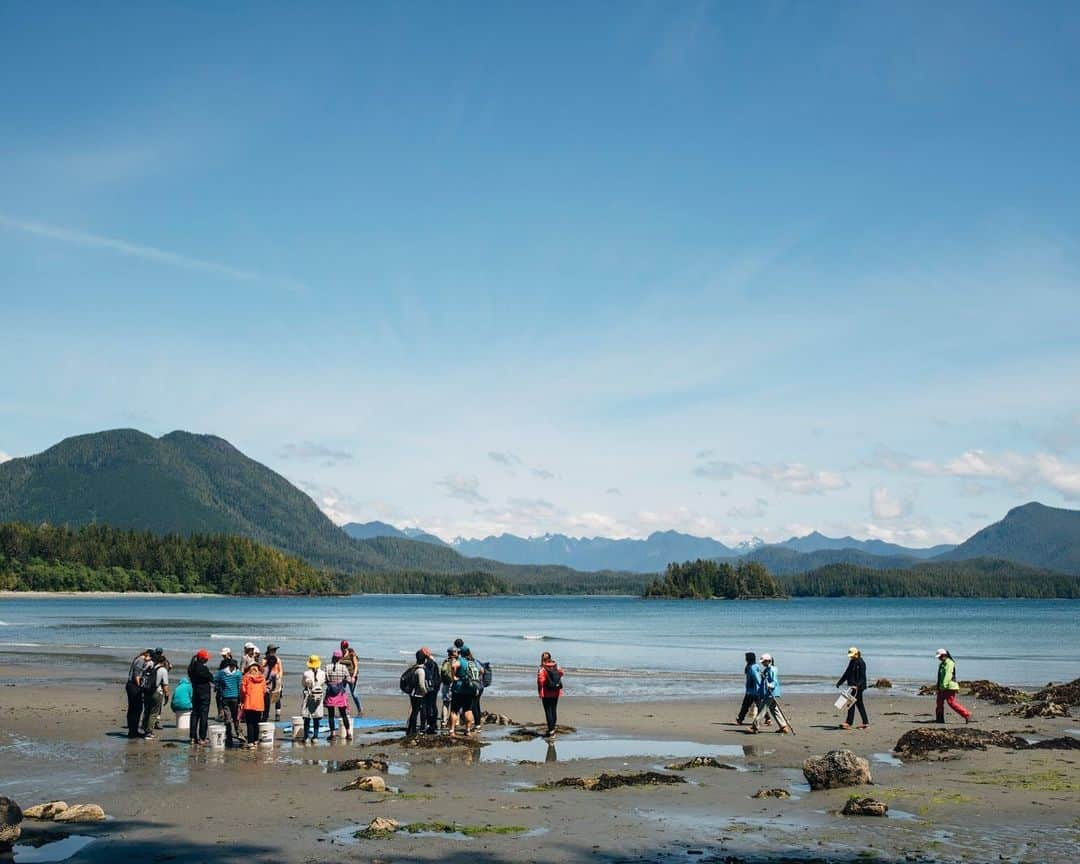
[937,657,959,691]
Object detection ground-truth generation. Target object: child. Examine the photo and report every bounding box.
[240,662,267,749]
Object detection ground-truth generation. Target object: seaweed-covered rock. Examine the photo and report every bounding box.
[0,797,22,852]
[331,758,389,773]
[1033,678,1080,707]
[22,801,68,820]
[390,734,485,750]
[343,775,387,792]
[357,816,399,837]
[961,680,1029,704]
[507,725,576,741]
[802,750,872,790]
[870,678,892,689]
[842,796,888,817]
[917,684,937,696]
[1007,701,1071,719]
[541,771,685,791]
[54,804,106,823]
[751,788,790,799]
[1028,736,1080,751]
[482,712,516,726]
[893,727,1027,759]
[665,756,738,771]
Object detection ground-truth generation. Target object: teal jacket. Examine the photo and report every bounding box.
[171,677,193,711]
[762,665,781,698]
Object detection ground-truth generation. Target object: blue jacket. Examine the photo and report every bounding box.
[744,662,762,695]
[762,665,781,698]
[214,668,242,699]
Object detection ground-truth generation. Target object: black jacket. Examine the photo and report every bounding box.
[837,657,867,690]
[423,657,440,691]
[187,657,215,698]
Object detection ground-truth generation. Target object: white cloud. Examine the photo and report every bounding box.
[435,474,487,504]
[487,451,521,470]
[727,497,768,519]
[695,458,849,495]
[294,480,359,526]
[870,486,909,521]
[0,450,10,464]
[278,441,353,467]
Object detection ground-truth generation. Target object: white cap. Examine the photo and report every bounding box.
[244,642,257,650]
[935,648,947,657]
[760,653,773,662]
[220,647,232,656]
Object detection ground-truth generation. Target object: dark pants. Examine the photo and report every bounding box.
[736,693,758,724]
[845,688,869,725]
[125,680,144,737]
[348,679,362,714]
[303,717,322,740]
[407,695,425,736]
[327,706,349,736]
[190,692,211,741]
[222,697,241,744]
[141,690,163,733]
[472,692,483,725]
[422,690,439,733]
[245,711,260,744]
[541,696,559,733]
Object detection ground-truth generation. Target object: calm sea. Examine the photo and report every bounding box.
[0,595,1075,700]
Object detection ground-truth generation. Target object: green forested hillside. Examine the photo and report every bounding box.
[784,558,1080,598]
[742,545,918,574]
[643,559,786,599]
[936,502,1080,574]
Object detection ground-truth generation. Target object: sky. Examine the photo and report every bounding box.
[2,2,1079,547]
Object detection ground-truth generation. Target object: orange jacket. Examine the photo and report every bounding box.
[240,670,266,713]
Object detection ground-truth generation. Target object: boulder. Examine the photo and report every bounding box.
[842,796,888,817]
[343,775,387,793]
[0,797,22,852]
[358,816,400,837]
[23,801,68,820]
[54,803,106,823]
[481,712,516,726]
[751,788,790,799]
[802,750,872,790]
[1008,701,1071,719]
[917,684,937,696]
[870,678,892,689]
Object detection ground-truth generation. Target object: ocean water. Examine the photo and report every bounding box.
[0,595,1076,700]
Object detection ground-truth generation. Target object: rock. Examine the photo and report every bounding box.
[1033,677,1080,707]
[962,680,1029,704]
[343,775,387,793]
[893,727,1028,759]
[0,797,22,852]
[481,712,516,726]
[541,771,686,791]
[54,803,106,823]
[665,756,738,771]
[1007,701,1071,719]
[393,735,485,750]
[917,684,937,696]
[332,758,389,773]
[1028,736,1080,750]
[751,788,790,799]
[357,816,400,837]
[802,750,872,790]
[870,678,893,689]
[23,801,68,820]
[507,725,576,741]
[842,796,888,817]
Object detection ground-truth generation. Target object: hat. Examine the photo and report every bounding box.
[340,640,349,649]
[332,649,343,660]
[421,646,432,658]
[447,646,458,655]
[220,647,232,656]
[196,648,209,661]
[266,644,278,652]
[307,654,321,669]
[847,646,859,658]
[154,647,164,656]
[760,653,773,662]
[244,642,257,651]
[935,648,948,658]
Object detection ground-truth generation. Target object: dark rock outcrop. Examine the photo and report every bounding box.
[1033,678,1080,706]
[962,680,1029,704]
[540,771,685,791]
[802,750,872,790]
[842,796,888,817]
[0,797,22,852]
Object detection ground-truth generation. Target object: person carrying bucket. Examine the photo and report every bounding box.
[300,654,327,743]
[835,646,869,729]
[240,660,267,749]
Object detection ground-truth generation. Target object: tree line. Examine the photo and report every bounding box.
[643,559,786,599]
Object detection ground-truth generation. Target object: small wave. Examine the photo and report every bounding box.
[0,641,42,647]
[209,633,277,641]
[0,621,9,626]
[522,634,545,641]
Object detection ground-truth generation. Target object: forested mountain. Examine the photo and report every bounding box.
[936,502,1080,574]
[742,545,920,575]
[775,531,954,558]
[342,521,448,546]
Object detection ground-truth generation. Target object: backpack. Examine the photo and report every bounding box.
[400,665,421,695]
[466,658,483,689]
[481,662,493,688]
[544,666,563,689]
[440,659,454,686]
[140,664,158,693]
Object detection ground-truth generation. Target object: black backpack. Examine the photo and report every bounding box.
[139,664,158,693]
[545,666,563,689]
[399,665,418,694]
[481,662,493,688]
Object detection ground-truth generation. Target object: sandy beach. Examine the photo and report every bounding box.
[1,651,1077,863]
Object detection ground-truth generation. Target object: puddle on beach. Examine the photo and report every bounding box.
[12,835,96,863]
[872,751,904,766]
[479,736,747,764]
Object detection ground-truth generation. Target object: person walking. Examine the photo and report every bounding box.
[403,650,429,737]
[140,650,169,740]
[420,647,440,734]
[125,649,151,739]
[750,653,790,734]
[537,651,565,739]
[736,652,762,725]
[214,656,243,746]
[300,655,327,743]
[324,650,352,741]
[934,648,972,723]
[187,649,215,745]
[836,646,869,729]
[340,640,362,715]
[240,660,267,748]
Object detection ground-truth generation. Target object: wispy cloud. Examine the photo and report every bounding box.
[0,212,283,284]
[605,487,623,496]
[694,457,849,495]
[278,441,353,467]
[728,497,768,520]
[870,486,911,521]
[531,467,555,480]
[487,451,522,471]
[0,450,11,464]
[436,474,487,504]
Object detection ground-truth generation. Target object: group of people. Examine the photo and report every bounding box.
[735,646,973,734]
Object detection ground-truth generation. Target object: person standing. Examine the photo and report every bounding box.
[340,641,362,715]
[439,647,458,729]
[141,650,169,740]
[461,647,485,729]
[187,649,215,745]
[750,653,790,734]
[300,655,327,743]
[125,649,151,739]
[404,650,429,737]
[934,648,972,723]
[736,652,762,725]
[214,657,243,746]
[448,646,475,737]
[240,660,266,748]
[420,647,440,734]
[836,646,869,729]
[262,645,282,722]
[241,642,258,673]
[216,648,233,721]
[537,651,564,739]
[324,650,352,741]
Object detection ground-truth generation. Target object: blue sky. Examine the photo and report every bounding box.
[2,2,1079,545]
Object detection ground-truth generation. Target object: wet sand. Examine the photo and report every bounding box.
[1,654,1077,863]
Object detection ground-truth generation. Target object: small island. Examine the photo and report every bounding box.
[642,559,786,599]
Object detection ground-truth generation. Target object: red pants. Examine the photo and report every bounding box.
[936,688,971,721]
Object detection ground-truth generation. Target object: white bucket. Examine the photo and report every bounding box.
[176,711,191,730]
[336,716,352,739]
[208,725,226,749]
[834,690,856,711]
[290,716,305,740]
[258,721,276,746]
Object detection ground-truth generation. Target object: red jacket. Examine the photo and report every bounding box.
[537,662,564,699]
[241,670,266,714]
